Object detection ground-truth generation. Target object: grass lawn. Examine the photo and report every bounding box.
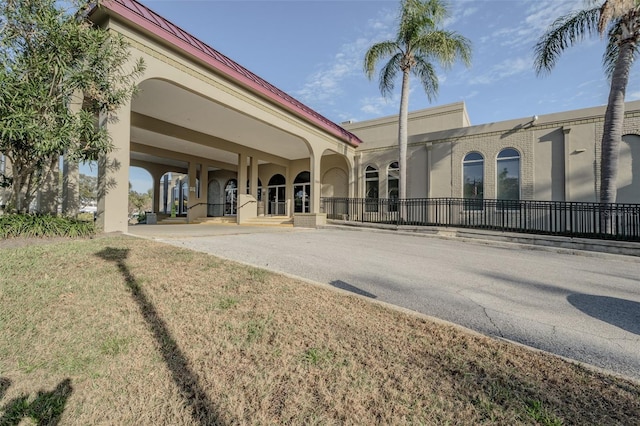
[0,235,639,425]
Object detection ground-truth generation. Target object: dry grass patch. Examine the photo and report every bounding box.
[0,235,638,425]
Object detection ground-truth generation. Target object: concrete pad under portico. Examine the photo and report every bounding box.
[127,224,640,383]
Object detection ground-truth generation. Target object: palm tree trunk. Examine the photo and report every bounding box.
[600,39,634,204]
[398,69,410,222]
[599,38,634,233]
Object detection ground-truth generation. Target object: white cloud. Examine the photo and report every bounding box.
[628,91,640,101]
[464,90,479,100]
[469,56,531,85]
[481,0,585,49]
[293,9,396,107]
[360,93,400,117]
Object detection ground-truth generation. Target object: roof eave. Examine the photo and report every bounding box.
[91,0,362,148]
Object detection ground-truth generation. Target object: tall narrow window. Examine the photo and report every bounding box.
[267,174,286,215]
[224,179,237,216]
[387,162,399,212]
[496,148,520,200]
[463,152,484,210]
[294,171,310,213]
[365,165,379,212]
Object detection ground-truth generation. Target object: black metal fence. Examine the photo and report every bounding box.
[321,197,640,241]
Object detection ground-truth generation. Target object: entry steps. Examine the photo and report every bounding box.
[157,215,293,226]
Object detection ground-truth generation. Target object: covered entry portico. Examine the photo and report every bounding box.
[91,0,360,233]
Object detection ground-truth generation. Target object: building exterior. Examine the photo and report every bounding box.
[1,0,639,234]
[345,101,640,205]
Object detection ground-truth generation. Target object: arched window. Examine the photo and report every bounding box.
[388,162,399,212]
[365,165,379,212]
[463,152,484,210]
[497,148,520,201]
[267,174,286,215]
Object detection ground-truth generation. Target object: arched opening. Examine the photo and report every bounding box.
[387,162,399,212]
[496,148,520,201]
[158,172,188,215]
[224,179,238,215]
[321,150,350,198]
[463,152,484,210]
[294,171,310,213]
[267,174,286,215]
[365,165,379,212]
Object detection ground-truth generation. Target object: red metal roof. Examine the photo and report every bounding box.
[94,0,362,147]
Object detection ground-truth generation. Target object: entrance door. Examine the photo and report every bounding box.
[267,174,286,215]
[224,179,237,215]
[294,171,310,213]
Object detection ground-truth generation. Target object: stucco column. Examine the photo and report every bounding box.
[563,127,571,201]
[38,157,59,214]
[62,155,79,215]
[249,156,259,199]
[63,91,82,216]
[97,102,131,233]
[425,143,432,199]
[238,153,248,195]
[310,150,322,214]
[187,162,206,222]
[353,154,361,198]
[151,170,162,213]
[285,165,293,217]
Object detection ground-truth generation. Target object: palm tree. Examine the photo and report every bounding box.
[364,0,471,206]
[534,0,640,204]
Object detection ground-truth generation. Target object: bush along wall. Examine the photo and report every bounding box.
[0,214,96,238]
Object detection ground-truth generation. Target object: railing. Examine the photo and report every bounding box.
[321,197,640,241]
[185,203,226,217]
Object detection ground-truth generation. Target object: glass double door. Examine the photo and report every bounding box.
[294,183,310,213]
[268,185,286,215]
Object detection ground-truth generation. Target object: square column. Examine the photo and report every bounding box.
[310,153,322,214]
[187,162,206,222]
[249,156,259,199]
[62,155,79,216]
[97,103,131,233]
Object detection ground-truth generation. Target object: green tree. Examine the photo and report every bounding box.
[128,183,152,216]
[79,173,97,207]
[364,0,471,205]
[534,0,640,204]
[0,0,144,213]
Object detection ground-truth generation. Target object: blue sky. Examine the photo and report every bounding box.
[121,0,640,192]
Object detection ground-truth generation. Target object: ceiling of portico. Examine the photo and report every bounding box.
[130,79,311,168]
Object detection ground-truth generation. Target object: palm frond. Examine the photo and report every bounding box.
[415,30,472,69]
[534,7,600,75]
[412,56,438,102]
[379,53,403,96]
[364,40,400,80]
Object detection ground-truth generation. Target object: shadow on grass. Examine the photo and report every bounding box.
[0,378,72,426]
[96,247,223,425]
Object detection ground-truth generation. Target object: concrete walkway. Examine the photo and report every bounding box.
[128,223,640,382]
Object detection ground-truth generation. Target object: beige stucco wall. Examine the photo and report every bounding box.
[343,102,469,150]
[350,100,640,204]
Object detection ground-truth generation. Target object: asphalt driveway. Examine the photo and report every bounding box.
[129,224,640,382]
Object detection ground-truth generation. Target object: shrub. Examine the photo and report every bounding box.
[0,214,96,238]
